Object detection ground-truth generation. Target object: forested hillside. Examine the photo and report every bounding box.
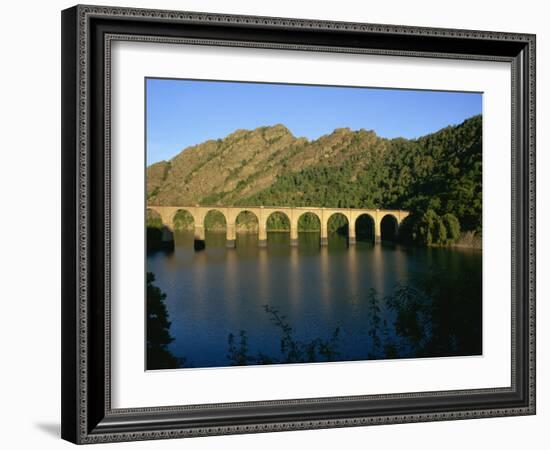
[147,115,482,246]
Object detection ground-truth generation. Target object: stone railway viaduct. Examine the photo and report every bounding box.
[147,205,409,250]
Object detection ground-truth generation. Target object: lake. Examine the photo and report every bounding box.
[147,230,482,369]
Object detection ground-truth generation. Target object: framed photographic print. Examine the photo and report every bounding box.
[61,5,536,444]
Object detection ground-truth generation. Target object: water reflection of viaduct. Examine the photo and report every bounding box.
[148,205,409,250]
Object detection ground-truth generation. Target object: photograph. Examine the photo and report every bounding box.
[145,78,483,370]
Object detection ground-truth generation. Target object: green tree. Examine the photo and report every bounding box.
[404,210,461,246]
[442,213,461,243]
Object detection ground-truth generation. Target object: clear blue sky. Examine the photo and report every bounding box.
[146,78,482,165]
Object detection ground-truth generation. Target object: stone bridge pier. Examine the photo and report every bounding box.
[146,205,410,251]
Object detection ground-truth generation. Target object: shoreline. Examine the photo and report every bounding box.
[169,228,483,249]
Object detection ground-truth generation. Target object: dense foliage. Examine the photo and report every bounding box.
[146,272,181,369]
[240,115,481,245]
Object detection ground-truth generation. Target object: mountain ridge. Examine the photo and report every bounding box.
[147,123,385,206]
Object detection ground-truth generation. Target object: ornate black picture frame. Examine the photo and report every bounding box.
[61,4,536,444]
